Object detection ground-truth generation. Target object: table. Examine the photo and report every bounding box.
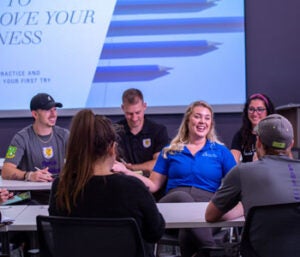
[0,205,29,255]
[0,203,244,255]
[157,202,244,228]
[0,205,28,229]
[5,202,244,231]
[0,205,48,255]
[7,205,48,232]
[0,176,52,191]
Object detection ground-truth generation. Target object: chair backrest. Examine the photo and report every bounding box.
[241,202,300,257]
[36,215,146,257]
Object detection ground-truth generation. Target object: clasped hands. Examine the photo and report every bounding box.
[112,160,133,174]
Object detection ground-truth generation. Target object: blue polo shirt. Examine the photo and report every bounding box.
[154,140,236,193]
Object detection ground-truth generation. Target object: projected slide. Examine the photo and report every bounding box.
[0,0,245,114]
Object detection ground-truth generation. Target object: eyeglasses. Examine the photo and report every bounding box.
[248,107,266,114]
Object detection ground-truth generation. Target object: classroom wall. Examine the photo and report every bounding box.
[0,0,299,157]
[245,0,300,107]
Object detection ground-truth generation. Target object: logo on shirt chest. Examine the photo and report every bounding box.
[43,146,54,159]
[143,138,151,148]
[202,152,217,158]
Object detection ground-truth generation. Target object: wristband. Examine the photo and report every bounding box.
[25,172,32,181]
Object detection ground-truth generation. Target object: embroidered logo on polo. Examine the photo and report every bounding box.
[143,138,151,148]
[5,146,17,158]
[43,147,54,159]
[202,152,217,158]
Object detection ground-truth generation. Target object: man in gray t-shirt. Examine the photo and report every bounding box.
[2,93,69,203]
[208,155,300,217]
[205,114,299,219]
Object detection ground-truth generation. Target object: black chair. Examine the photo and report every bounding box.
[36,215,146,257]
[241,202,300,257]
[156,227,241,257]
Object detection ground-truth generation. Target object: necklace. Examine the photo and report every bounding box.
[34,130,53,144]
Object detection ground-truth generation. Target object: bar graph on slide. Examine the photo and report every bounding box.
[0,0,245,111]
[86,0,245,108]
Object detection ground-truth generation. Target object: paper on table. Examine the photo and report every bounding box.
[0,210,14,224]
[1,216,14,224]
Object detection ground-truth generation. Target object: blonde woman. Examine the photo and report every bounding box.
[113,101,236,257]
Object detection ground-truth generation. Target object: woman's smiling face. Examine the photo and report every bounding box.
[248,99,268,128]
[188,105,212,140]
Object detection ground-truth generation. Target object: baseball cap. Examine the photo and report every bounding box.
[254,114,294,149]
[30,93,63,111]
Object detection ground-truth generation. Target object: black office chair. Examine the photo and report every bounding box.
[36,215,146,257]
[156,227,241,257]
[241,202,300,257]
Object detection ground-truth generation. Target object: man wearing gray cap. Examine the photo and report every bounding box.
[2,93,69,203]
[205,114,299,220]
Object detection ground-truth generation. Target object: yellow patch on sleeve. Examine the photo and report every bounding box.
[5,146,17,159]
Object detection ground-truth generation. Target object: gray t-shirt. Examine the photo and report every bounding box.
[5,125,69,175]
[211,155,300,216]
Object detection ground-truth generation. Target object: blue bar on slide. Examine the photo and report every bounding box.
[114,0,217,14]
[107,16,244,36]
[100,40,219,59]
[117,0,213,4]
[93,65,172,82]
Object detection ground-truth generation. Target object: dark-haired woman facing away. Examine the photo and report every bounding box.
[231,93,275,163]
[48,109,165,257]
